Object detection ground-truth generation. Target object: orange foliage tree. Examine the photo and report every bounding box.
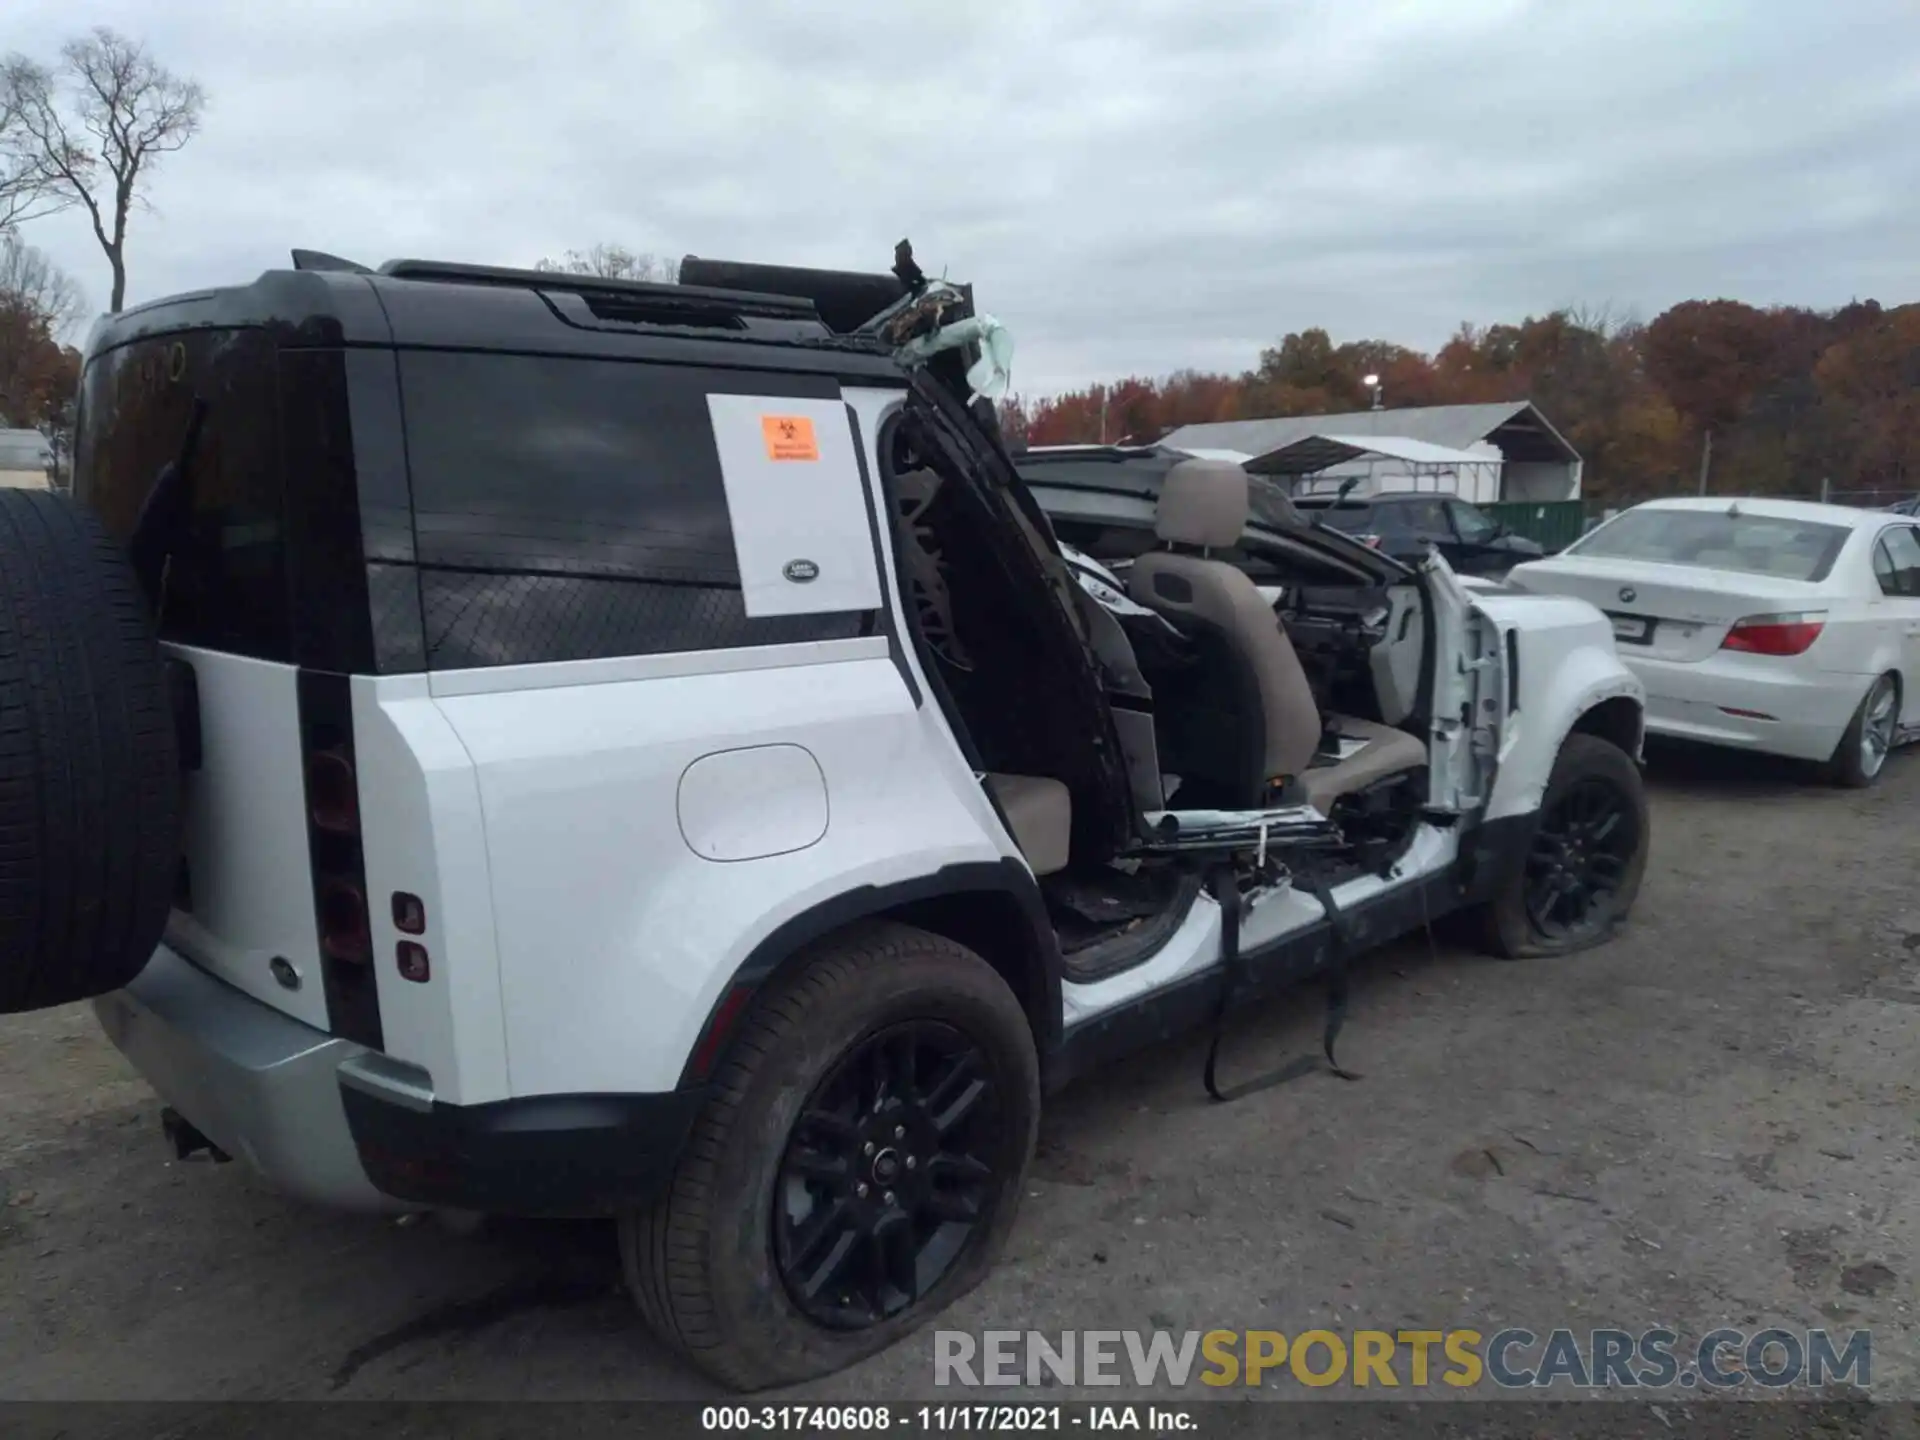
[1006,297,1909,504]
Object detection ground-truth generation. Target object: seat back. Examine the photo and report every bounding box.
[1128,460,1322,806]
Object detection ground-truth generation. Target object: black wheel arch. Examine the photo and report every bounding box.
[677,859,1062,1090]
[1569,693,1645,761]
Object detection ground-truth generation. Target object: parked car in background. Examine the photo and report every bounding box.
[1293,492,1546,578]
[1881,495,1920,515]
[1506,497,1920,786]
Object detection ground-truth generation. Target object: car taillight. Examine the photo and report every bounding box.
[1721,612,1827,657]
[396,941,431,984]
[307,747,360,834]
[318,876,372,963]
[297,671,384,1049]
[1359,534,1382,548]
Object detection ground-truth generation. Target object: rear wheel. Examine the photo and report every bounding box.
[621,922,1039,1391]
[1475,733,1648,960]
[0,490,181,1015]
[1826,673,1898,789]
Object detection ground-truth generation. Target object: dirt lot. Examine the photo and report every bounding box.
[1,744,1914,1405]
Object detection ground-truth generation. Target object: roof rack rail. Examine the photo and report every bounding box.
[376,258,819,320]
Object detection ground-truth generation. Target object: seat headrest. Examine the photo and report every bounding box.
[1156,457,1249,549]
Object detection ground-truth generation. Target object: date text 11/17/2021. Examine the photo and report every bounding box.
[701,1404,1196,1432]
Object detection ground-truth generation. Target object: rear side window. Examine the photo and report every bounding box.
[1875,526,1920,596]
[1312,504,1375,534]
[1448,500,1498,542]
[1388,499,1448,534]
[1571,509,1849,582]
[397,352,875,669]
[73,330,290,661]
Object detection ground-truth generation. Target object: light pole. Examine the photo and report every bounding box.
[1363,373,1383,411]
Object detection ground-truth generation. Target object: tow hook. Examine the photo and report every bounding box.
[160,1107,231,1164]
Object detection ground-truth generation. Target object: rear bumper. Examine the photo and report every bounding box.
[93,944,394,1211]
[339,1082,704,1217]
[1626,655,1865,762]
[96,945,705,1217]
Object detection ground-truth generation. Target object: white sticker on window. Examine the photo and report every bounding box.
[706,394,883,619]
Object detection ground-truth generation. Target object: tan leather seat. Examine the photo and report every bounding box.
[985,773,1071,875]
[1301,716,1427,812]
[1127,458,1425,813]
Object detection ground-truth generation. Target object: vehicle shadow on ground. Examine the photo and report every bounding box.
[1637,734,1877,797]
[325,923,1485,1396]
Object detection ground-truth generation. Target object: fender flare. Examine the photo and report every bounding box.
[674,858,1063,1089]
[1489,649,1645,822]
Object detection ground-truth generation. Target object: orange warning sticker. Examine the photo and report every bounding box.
[761,415,820,462]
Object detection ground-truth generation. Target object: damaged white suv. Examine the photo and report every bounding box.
[0,245,1648,1391]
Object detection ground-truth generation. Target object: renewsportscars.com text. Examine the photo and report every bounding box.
[934,1327,1871,1390]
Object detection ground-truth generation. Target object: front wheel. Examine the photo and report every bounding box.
[1825,673,1899,789]
[1474,732,1649,959]
[621,922,1039,1391]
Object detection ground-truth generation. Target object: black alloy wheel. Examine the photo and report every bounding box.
[774,1020,1002,1329]
[1522,774,1639,944]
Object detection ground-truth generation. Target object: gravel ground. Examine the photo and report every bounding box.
[1,743,1914,1409]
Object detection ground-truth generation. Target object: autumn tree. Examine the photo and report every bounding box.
[533,244,679,284]
[1814,304,1920,491]
[1004,294,1904,503]
[995,396,1031,447]
[0,232,83,427]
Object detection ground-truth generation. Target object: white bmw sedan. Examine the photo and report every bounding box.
[1506,497,1920,786]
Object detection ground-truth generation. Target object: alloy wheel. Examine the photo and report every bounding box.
[774,1021,1003,1329]
[1860,677,1898,779]
[1523,775,1640,944]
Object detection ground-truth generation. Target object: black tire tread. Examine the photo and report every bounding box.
[623,921,1032,1390]
[0,489,180,1014]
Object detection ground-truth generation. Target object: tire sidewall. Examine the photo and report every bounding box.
[1829,674,1896,789]
[700,940,1039,1386]
[1491,732,1649,959]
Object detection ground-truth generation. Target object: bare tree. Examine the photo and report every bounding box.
[1,74,64,231]
[2,29,205,312]
[534,243,679,284]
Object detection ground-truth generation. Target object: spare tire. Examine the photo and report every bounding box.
[0,488,181,1015]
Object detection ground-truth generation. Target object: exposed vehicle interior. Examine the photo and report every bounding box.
[694,248,1442,982]
[882,415,1439,979]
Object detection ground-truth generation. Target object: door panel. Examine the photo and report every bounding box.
[1874,526,1920,726]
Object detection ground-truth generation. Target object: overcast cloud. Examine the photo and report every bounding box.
[5,0,1916,393]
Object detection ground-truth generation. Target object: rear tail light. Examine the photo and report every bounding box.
[1720,612,1827,657]
[396,942,431,984]
[299,672,383,1050]
[307,747,360,834]
[392,891,426,935]
[318,876,372,963]
[1358,534,1383,548]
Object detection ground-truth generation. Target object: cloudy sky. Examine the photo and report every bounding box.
[6,0,1916,394]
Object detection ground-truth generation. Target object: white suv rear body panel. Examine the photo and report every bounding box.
[351,673,510,1106]
[427,639,1018,1098]
[161,647,331,1031]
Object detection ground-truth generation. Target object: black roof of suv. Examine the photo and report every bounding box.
[89,253,913,385]
[74,251,955,685]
